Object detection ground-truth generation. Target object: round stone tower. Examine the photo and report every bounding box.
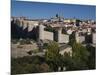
[75,31,80,43]
[39,24,45,40]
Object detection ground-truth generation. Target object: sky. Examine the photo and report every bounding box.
[11,1,96,20]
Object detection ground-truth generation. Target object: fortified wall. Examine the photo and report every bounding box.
[39,24,69,43]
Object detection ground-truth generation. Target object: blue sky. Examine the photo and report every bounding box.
[11,1,96,20]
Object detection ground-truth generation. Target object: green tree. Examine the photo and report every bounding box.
[45,41,61,71]
[72,43,89,62]
[86,45,96,69]
[72,43,90,70]
[69,32,76,46]
[61,52,74,70]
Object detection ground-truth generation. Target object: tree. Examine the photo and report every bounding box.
[11,56,46,74]
[72,43,89,61]
[86,45,96,69]
[61,52,74,70]
[72,43,90,70]
[45,41,59,61]
[69,31,76,46]
[45,41,61,71]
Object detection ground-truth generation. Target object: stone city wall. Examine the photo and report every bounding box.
[44,31,53,41]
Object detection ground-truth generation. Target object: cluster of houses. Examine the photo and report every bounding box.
[11,14,96,44]
[11,14,96,58]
